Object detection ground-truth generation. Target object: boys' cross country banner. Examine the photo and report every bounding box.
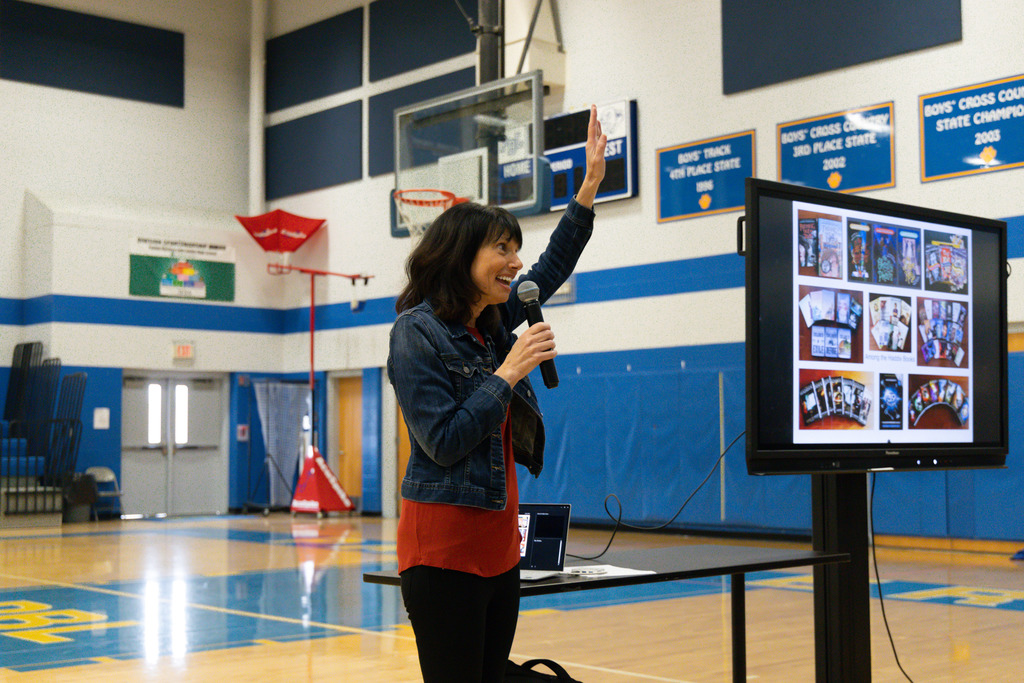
[920,74,1024,182]
[777,103,894,194]
[129,237,235,302]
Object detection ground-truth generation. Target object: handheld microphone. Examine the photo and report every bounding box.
[516,280,559,389]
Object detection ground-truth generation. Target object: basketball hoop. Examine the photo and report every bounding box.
[393,189,468,241]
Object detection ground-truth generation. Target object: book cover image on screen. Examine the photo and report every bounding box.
[744,178,1006,474]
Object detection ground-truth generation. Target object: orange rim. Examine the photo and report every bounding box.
[393,189,467,207]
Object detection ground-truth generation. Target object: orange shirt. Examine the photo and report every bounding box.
[396,328,520,577]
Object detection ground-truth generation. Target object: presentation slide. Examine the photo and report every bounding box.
[790,201,972,444]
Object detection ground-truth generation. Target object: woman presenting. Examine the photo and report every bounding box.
[387,105,606,682]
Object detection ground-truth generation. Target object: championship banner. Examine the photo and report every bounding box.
[129,237,236,302]
[657,130,755,222]
[920,74,1024,182]
[778,103,894,193]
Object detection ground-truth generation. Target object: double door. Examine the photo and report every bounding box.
[121,373,227,516]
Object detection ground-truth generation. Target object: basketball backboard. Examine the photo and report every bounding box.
[392,70,549,237]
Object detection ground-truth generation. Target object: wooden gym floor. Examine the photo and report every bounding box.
[1,514,1021,681]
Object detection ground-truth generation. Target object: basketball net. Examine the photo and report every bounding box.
[393,189,468,245]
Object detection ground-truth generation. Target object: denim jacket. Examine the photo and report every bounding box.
[387,198,595,510]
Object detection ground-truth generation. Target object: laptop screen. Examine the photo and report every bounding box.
[517,503,571,571]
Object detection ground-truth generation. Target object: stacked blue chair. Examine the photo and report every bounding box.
[1,344,85,522]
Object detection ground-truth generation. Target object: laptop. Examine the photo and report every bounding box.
[517,503,571,581]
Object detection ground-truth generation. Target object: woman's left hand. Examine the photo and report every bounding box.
[575,104,607,209]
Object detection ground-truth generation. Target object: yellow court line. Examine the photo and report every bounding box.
[0,571,415,643]
[0,570,707,683]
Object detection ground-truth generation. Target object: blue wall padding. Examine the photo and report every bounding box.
[367,67,477,177]
[0,0,184,106]
[950,352,1024,540]
[971,464,1024,540]
[721,0,961,94]
[265,8,363,113]
[867,354,1024,541]
[361,368,382,514]
[519,342,814,535]
[229,372,286,510]
[368,0,476,82]
[871,470,950,537]
[265,100,362,199]
[56,366,121,479]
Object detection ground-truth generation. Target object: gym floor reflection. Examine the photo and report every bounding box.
[2,514,1022,681]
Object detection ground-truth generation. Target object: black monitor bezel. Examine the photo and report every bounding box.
[744,178,1008,475]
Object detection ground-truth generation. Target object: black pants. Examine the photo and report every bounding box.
[400,564,521,682]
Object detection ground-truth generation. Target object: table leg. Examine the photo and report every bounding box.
[732,573,746,683]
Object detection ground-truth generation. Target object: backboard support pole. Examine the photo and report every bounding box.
[478,0,502,83]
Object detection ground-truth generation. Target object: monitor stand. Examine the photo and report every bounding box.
[812,472,872,682]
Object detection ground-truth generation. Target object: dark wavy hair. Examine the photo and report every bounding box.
[396,201,522,331]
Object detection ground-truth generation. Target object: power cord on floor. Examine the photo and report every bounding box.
[567,430,745,561]
[870,472,915,683]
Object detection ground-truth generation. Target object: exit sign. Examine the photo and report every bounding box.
[173,341,195,360]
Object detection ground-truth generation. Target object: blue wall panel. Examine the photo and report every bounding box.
[368,0,476,82]
[721,0,961,94]
[61,365,121,478]
[516,343,815,534]
[367,67,476,177]
[969,352,1024,540]
[0,0,184,106]
[265,101,362,200]
[266,8,363,113]
[361,368,382,514]
[871,470,950,537]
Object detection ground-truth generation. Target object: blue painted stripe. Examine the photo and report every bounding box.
[3,225,1019,333]
[283,296,398,333]
[575,252,745,304]
[0,297,22,324]
[1007,215,1024,259]
[21,295,284,333]
[282,253,746,333]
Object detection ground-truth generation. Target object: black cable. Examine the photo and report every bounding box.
[452,0,476,31]
[870,472,915,682]
[567,430,745,561]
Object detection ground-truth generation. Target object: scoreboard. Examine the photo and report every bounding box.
[544,100,638,211]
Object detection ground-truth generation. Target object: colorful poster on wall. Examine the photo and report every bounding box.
[657,130,754,222]
[777,103,894,193]
[129,237,235,302]
[920,74,1024,182]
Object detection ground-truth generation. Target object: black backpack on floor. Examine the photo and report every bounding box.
[505,658,582,682]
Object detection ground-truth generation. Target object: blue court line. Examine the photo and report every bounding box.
[3,563,1021,673]
[748,570,1024,611]
[0,525,390,548]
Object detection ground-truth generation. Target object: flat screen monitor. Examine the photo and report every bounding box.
[743,178,1008,474]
